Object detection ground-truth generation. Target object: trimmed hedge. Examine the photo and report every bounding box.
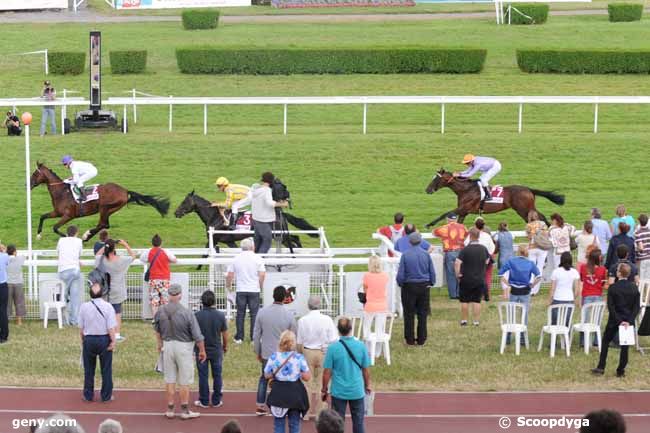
[503,3,549,24]
[110,50,147,74]
[175,48,487,74]
[517,49,650,74]
[181,9,220,29]
[48,51,85,75]
[608,3,643,22]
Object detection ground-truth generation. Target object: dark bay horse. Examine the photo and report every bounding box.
[424,168,565,228]
[30,162,170,241]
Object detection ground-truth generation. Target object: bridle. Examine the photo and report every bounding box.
[35,167,64,186]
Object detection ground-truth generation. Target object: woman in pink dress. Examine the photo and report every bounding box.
[361,255,389,339]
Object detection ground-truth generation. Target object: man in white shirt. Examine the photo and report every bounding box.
[297,296,338,421]
[226,238,265,344]
[57,225,83,326]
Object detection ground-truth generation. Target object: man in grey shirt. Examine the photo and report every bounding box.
[40,80,57,136]
[154,284,207,420]
[252,285,297,415]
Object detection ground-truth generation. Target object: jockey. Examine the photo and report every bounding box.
[453,154,502,200]
[212,177,251,229]
[61,155,98,203]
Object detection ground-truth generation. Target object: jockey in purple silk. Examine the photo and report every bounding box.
[453,154,502,200]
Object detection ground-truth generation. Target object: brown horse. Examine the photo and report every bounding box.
[30,162,170,241]
[424,168,564,228]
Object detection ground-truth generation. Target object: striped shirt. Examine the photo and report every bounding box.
[635,225,650,261]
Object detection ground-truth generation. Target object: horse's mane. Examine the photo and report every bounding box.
[38,163,62,181]
[191,193,212,207]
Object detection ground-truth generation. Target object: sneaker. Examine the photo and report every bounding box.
[256,407,269,416]
[234,339,243,345]
[165,410,175,419]
[591,368,605,376]
[180,410,200,420]
[616,370,625,378]
[460,321,468,327]
[116,335,126,343]
[473,321,480,327]
[212,401,224,408]
[194,400,210,408]
[101,396,114,403]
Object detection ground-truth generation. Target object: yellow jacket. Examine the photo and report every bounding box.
[215,184,250,208]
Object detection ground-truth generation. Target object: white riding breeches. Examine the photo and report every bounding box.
[231,198,249,214]
[74,170,97,188]
[479,160,502,187]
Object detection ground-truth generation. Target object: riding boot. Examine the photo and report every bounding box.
[484,185,492,200]
[229,212,239,230]
[78,188,86,216]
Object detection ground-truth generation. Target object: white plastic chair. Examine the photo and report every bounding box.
[363,312,394,366]
[351,316,363,340]
[636,279,650,353]
[497,302,529,355]
[571,301,606,354]
[538,304,575,357]
[42,279,66,329]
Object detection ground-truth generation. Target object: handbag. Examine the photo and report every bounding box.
[267,352,296,390]
[569,225,578,251]
[144,248,163,282]
[533,229,553,251]
[87,256,111,298]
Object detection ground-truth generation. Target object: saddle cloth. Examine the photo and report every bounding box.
[484,185,504,204]
[235,212,252,231]
[70,185,99,203]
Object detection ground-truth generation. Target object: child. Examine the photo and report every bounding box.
[493,222,514,270]
[6,245,26,326]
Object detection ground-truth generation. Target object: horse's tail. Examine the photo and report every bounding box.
[530,189,565,206]
[127,191,170,217]
[283,212,319,238]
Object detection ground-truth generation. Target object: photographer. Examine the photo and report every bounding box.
[40,80,57,136]
[3,111,21,136]
[250,172,288,254]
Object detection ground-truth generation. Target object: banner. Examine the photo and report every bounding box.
[1,0,67,10]
[115,0,251,8]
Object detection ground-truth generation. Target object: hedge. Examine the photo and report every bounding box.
[175,48,487,74]
[517,50,650,74]
[110,50,147,74]
[608,3,643,22]
[503,3,549,24]
[181,9,220,29]
[48,51,85,75]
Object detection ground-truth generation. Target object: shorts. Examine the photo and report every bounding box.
[149,279,170,307]
[111,303,122,314]
[163,340,195,386]
[459,282,484,304]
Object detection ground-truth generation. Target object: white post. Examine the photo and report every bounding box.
[593,103,599,134]
[518,103,523,134]
[44,49,48,75]
[30,252,37,301]
[24,123,33,305]
[132,88,137,124]
[203,104,207,136]
[363,103,367,135]
[61,88,66,136]
[283,104,287,135]
[168,96,173,132]
[122,105,127,134]
[441,103,446,134]
[338,265,345,317]
[495,0,501,24]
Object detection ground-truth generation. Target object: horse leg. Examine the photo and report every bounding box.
[82,206,114,241]
[37,211,59,240]
[426,209,460,229]
[52,214,75,237]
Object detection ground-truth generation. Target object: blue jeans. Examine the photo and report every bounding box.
[235,292,260,341]
[40,107,57,135]
[257,358,268,406]
[332,396,365,433]
[82,335,113,402]
[254,220,273,254]
[506,292,531,344]
[444,250,460,299]
[580,296,602,346]
[273,409,301,433]
[197,350,223,406]
[58,268,82,326]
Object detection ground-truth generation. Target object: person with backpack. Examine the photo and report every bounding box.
[526,210,551,295]
[376,212,405,257]
[140,234,178,318]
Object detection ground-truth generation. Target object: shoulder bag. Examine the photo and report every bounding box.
[533,228,553,251]
[267,352,296,390]
[144,248,163,282]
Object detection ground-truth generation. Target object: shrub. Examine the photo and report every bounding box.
[517,49,650,74]
[176,48,487,74]
[48,51,85,75]
[110,50,147,74]
[608,3,643,22]
[503,3,549,24]
[181,9,220,30]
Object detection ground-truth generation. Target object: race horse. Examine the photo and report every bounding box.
[30,162,170,241]
[174,191,319,267]
[425,168,565,228]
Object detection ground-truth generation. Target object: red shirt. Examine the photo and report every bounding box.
[433,222,468,252]
[579,264,607,297]
[378,224,404,257]
[147,247,171,281]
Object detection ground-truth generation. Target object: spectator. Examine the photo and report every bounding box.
[297,295,337,421]
[499,244,541,344]
[376,212,405,257]
[316,409,345,433]
[247,172,288,254]
[265,330,311,433]
[433,212,468,299]
[4,111,21,136]
[605,223,636,271]
[395,223,433,254]
[526,210,550,295]
[548,252,580,326]
[96,239,136,342]
[56,225,83,326]
[40,80,57,136]
[322,317,371,433]
[193,290,228,409]
[253,285,297,416]
[220,420,242,433]
[592,263,640,378]
[634,213,650,280]
[456,228,490,326]
[575,221,598,268]
[93,229,109,255]
[141,234,178,318]
[0,244,8,343]
[6,245,26,326]
[154,283,207,420]
[79,282,117,403]
[226,237,265,344]
[396,232,435,346]
[34,413,85,433]
[549,213,575,269]
[580,409,626,433]
[607,244,638,285]
[591,208,612,258]
[493,221,514,270]
[98,419,122,433]
[579,247,608,347]
[361,255,389,338]
[611,204,635,238]
[464,218,495,301]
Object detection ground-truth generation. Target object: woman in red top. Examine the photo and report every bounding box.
[140,234,177,317]
[579,247,608,347]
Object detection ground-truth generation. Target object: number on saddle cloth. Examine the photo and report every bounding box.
[70,184,100,203]
[235,212,252,231]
